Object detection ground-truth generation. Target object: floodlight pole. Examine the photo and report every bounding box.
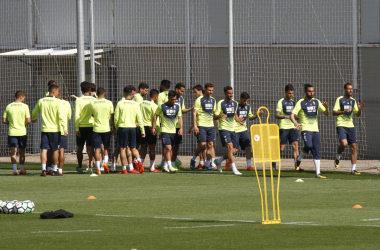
[228,0,234,99]
[185,0,191,89]
[77,0,85,97]
[352,0,358,89]
[89,0,95,83]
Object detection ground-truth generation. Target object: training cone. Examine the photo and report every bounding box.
[295,179,304,183]
[87,196,96,200]
[90,173,98,177]
[353,204,362,209]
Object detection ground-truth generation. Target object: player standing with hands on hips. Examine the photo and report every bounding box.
[291,84,329,179]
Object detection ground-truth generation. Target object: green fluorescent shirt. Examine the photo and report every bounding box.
[215,99,238,132]
[74,95,95,131]
[90,98,114,133]
[32,96,65,133]
[133,93,144,104]
[155,103,182,134]
[194,96,216,128]
[114,99,145,134]
[157,91,168,107]
[3,102,30,136]
[60,99,72,135]
[234,102,254,133]
[276,98,296,130]
[333,96,359,128]
[292,98,326,132]
[140,100,160,127]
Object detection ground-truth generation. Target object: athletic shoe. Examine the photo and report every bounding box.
[246,166,254,171]
[19,170,27,175]
[103,165,110,174]
[334,159,339,169]
[196,164,204,169]
[163,167,170,173]
[120,170,128,174]
[175,160,182,168]
[190,159,196,170]
[138,161,144,173]
[316,174,326,179]
[128,169,140,174]
[294,160,302,171]
[233,170,242,175]
[295,166,304,172]
[351,170,361,175]
[213,159,222,173]
[54,171,63,176]
[40,170,47,177]
[11,172,18,176]
[47,170,54,176]
[149,169,162,173]
[208,165,217,171]
[87,168,93,174]
[109,170,118,174]
[97,169,102,175]
[156,164,163,170]
[225,161,230,171]
[76,167,84,174]
[169,167,178,173]
[133,161,138,170]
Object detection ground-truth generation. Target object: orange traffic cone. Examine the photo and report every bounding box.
[352,204,362,208]
[87,196,96,200]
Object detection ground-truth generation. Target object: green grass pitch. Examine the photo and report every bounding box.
[1,163,380,249]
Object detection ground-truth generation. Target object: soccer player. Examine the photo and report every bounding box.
[274,84,301,171]
[90,87,114,175]
[156,80,171,170]
[45,80,57,97]
[75,81,95,174]
[152,90,183,173]
[234,92,263,171]
[139,89,161,172]
[45,80,57,170]
[114,85,145,174]
[190,83,217,170]
[3,90,31,175]
[213,86,241,175]
[172,83,194,168]
[333,83,365,175]
[32,85,66,177]
[57,91,71,176]
[291,84,329,179]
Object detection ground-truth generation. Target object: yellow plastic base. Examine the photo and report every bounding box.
[262,220,281,225]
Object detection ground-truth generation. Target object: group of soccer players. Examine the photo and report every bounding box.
[3,79,364,178]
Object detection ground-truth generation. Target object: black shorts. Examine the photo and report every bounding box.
[93,131,111,149]
[336,127,357,145]
[198,126,215,143]
[136,127,142,144]
[162,133,176,147]
[59,135,68,149]
[76,127,93,147]
[175,128,182,145]
[41,132,60,151]
[117,127,136,148]
[219,130,236,148]
[8,135,27,149]
[140,126,157,145]
[280,129,299,145]
[235,130,251,150]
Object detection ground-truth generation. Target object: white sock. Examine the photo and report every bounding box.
[53,165,58,172]
[199,160,204,166]
[314,159,321,175]
[297,151,305,161]
[336,154,341,160]
[95,161,100,170]
[20,165,24,171]
[59,168,63,174]
[175,157,180,163]
[47,166,51,172]
[231,162,238,172]
[352,164,356,171]
[150,160,155,170]
[168,161,172,168]
[104,155,109,163]
[217,157,225,165]
[191,156,197,161]
[128,164,133,171]
[122,165,127,171]
[211,158,215,164]
[12,164,17,172]
[111,163,116,171]
[42,164,46,171]
[247,159,251,167]
[137,158,141,162]
[164,161,168,169]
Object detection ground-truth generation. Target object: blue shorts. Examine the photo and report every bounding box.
[219,130,236,148]
[93,131,111,149]
[162,133,176,147]
[198,126,215,143]
[136,127,142,144]
[41,132,60,151]
[280,129,299,145]
[141,126,157,145]
[175,128,182,145]
[336,127,357,145]
[59,135,68,149]
[301,131,320,160]
[117,128,136,148]
[76,127,93,147]
[235,130,251,150]
[8,135,27,149]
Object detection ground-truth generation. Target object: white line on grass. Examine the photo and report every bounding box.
[95,214,134,218]
[153,216,194,220]
[31,230,102,233]
[164,224,235,229]
[361,218,380,221]
[218,219,255,223]
[356,225,380,228]
[282,222,319,226]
